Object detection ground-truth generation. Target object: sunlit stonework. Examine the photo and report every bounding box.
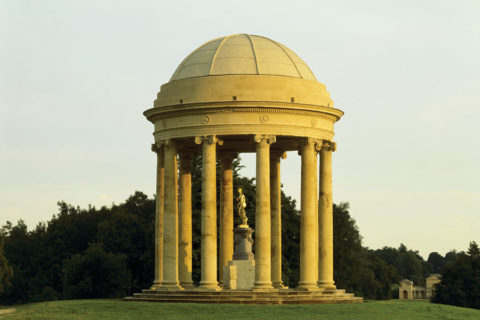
[128,34,361,303]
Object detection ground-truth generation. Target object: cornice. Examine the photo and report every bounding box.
[144,102,343,122]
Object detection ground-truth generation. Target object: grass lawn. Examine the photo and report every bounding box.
[1,299,479,320]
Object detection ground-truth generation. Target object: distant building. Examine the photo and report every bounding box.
[399,274,441,299]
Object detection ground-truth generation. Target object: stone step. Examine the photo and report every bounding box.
[141,289,346,296]
[125,296,362,305]
[132,295,354,301]
[130,293,356,301]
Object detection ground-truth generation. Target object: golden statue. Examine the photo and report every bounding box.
[236,187,248,227]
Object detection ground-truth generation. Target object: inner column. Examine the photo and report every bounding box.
[219,152,235,286]
[178,150,194,289]
[270,151,287,289]
[196,135,221,291]
[253,134,275,291]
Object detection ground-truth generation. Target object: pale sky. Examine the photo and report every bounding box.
[1,0,479,258]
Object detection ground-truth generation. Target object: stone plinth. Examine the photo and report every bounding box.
[223,260,255,290]
[233,226,254,260]
[223,226,255,290]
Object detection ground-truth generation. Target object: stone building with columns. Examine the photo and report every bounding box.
[126,34,361,303]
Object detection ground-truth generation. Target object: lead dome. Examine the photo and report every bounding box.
[152,34,337,111]
[170,34,316,81]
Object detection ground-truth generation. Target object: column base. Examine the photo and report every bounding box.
[317,281,336,291]
[272,282,289,290]
[296,282,321,292]
[156,282,184,291]
[197,282,222,291]
[180,282,195,290]
[150,282,163,290]
[253,281,276,292]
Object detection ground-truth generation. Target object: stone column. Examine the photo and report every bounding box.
[151,142,164,290]
[162,140,182,290]
[314,151,319,285]
[253,134,276,291]
[298,138,319,291]
[270,151,287,289]
[178,150,194,289]
[318,140,337,289]
[219,152,236,286]
[195,135,222,291]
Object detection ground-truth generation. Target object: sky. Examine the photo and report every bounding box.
[1,0,479,258]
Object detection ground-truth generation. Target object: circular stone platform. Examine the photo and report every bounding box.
[125,289,362,305]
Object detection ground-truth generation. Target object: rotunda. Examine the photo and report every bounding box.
[132,34,360,303]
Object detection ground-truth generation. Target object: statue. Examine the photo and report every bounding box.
[236,187,248,227]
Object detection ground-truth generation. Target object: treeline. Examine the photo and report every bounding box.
[0,156,476,306]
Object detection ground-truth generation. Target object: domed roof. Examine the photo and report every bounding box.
[170,34,317,82]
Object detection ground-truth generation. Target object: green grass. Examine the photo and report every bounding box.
[1,299,479,320]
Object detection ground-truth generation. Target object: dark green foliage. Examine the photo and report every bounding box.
[332,203,399,300]
[0,232,13,296]
[433,241,480,309]
[1,192,154,304]
[374,244,428,286]
[97,193,155,292]
[280,193,300,287]
[1,220,56,303]
[468,241,480,257]
[333,202,363,292]
[62,242,131,299]
[427,252,445,274]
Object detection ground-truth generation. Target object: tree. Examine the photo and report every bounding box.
[97,192,155,292]
[332,203,399,299]
[0,232,13,296]
[333,202,363,293]
[432,242,480,309]
[427,252,444,274]
[467,241,480,258]
[280,193,300,287]
[375,244,427,286]
[62,242,131,299]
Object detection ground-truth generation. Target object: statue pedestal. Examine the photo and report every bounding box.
[233,226,254,260]
[223,226,255,290]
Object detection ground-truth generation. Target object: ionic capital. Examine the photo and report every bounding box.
[253,134,276,145]
[194,135,224,146]
[298,138,321,155]
[320,140,337,152]
[164,139,178,152]
[151,141,165,153]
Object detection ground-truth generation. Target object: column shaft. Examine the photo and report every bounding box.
[298,139,318,290]
[314,151,319,285]
[162,141,182,290]
[151,143,164,289]
[179,152,193,288]
[318,140,336,289]
[253,135,275,291]
[270,152,285,289]
[198,136,221,290]
[219,154,234,286]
